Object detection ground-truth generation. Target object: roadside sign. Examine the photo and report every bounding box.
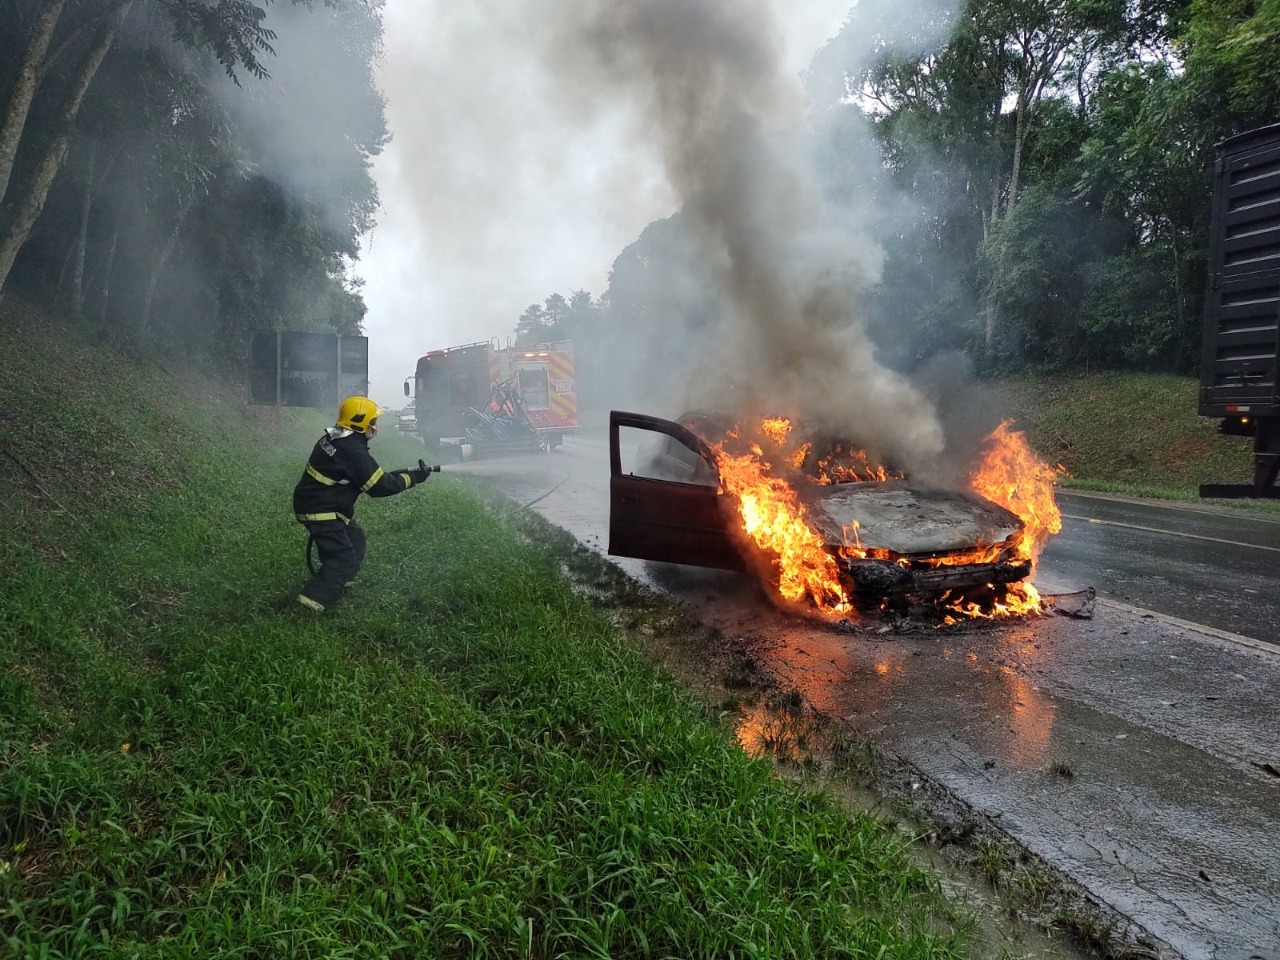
[249,331,369,408]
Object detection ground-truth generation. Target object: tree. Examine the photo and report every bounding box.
[1,0,387,367]
[515,302,549,344]
[0,0,134,292]
[1181,0,1280,134]
[810,0,1211,369]
[1075,62,1209,360]
[976,180,1130,367]
[0,0,321,297]
[515,291,602,346]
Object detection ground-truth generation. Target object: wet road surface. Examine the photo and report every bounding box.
[1042,493,1280,646]
[450,437,1280,960]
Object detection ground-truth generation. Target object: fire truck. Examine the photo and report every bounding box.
[404,339,579,455]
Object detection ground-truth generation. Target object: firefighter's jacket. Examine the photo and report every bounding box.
[292,428,418,523]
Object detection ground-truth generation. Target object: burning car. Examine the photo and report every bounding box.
[608,410,1061,620]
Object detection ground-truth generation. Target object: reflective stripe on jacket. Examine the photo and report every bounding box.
[292,428,416,521]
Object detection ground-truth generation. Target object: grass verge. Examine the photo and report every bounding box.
[997,372,1280,510]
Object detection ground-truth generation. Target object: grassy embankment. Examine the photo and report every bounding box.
[0,308,969,956]
[1000,373,1259,502]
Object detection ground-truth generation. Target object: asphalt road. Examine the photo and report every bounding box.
[1041,492,1280,647]
[453,437,1280,960]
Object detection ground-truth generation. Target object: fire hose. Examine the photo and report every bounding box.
[306,460,441,574]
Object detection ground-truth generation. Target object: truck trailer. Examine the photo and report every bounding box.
[1198,123,1280,499]
[405,339,579,456]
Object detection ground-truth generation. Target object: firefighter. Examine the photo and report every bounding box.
[292,396,432,612]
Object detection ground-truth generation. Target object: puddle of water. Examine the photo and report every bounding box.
[735,698,822,762]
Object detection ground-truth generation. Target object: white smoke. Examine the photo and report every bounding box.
[365,0,967,469]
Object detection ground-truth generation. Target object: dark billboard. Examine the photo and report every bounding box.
[249,331,369,408]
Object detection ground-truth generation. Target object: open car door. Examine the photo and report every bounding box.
[608,411,743,571]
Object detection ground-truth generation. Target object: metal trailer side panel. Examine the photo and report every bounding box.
[1199,124,1280,418]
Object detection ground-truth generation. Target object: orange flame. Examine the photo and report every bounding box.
[713,446,853,617]
[816,443,902,484]
[939,582,1046,621]
[949,421,1064,616]
[760,417,792,445]
[970,421,1063,564]
[701,416,1063,623]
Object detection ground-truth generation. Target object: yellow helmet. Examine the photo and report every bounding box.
[336,396,384,434]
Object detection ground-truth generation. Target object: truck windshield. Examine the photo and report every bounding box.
[519,368,550,410]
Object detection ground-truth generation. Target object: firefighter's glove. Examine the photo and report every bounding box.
[410,460,437,485]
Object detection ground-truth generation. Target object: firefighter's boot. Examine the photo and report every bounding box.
[297,594,325,613]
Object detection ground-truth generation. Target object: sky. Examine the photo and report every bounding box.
[357,0,856,405]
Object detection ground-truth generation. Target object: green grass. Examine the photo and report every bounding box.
[998,371,1261,501]
[0,306,969,956]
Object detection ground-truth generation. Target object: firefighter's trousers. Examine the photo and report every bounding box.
[299,518,367,609]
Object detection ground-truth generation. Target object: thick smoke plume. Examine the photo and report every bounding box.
[535,0,949,469]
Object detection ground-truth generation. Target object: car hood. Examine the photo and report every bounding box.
[799,480,1023,558]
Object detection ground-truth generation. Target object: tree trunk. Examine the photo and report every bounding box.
[0,0,69,206]
[68,141,94,317]
[987,172,1001,235]
[0,1,132,296]
[96,222,119,330]
[137,197,195,341]
[1005,94,1028,219]
[1169,220,1184,329]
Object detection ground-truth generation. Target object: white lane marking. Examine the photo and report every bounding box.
[1098,597,1280,657]
[1061,514,1280,553]
[1059,490,1280,523]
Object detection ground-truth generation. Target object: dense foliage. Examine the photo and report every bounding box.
[519,0,1278,384]
[834,0,1277,373]
[0,0,385,365]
